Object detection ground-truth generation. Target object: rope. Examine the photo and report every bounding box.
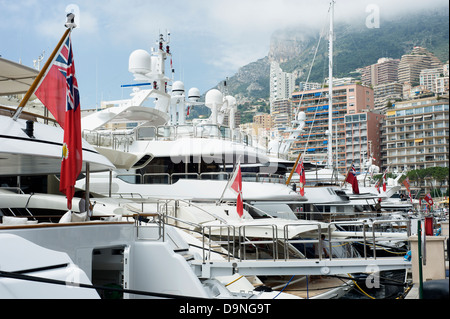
[225,275,244,287]
[273,275,295,299]
[348,273,376,299]
[0,270,204,299]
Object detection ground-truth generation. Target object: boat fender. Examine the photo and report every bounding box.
[423,279,449,299]
[403,251,411,262]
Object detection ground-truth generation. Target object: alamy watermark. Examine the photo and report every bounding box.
[365,265,380,289]
[366,4,380,29]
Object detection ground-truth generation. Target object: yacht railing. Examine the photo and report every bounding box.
[82,123,259,150]
[116,172,286,185]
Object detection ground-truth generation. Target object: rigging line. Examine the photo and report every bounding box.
[297,8,333,160]
[295,7,329,118]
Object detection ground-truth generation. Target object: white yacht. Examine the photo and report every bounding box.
[0,55,306,299]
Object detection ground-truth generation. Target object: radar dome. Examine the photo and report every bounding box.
[205,89,223,108]
[188,88,201,102]
[172,81,185,96]
[225,95,237,110]
[297,111,306,122]
[129,49,151,75]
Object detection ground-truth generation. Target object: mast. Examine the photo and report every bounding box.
[327,0,334,169]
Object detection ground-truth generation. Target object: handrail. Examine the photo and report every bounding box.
[282,223,322,261]
[327,221,369,260]
[112,195,411,263]
[238,224,278,261]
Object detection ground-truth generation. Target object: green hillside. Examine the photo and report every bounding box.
[284,10,449,85]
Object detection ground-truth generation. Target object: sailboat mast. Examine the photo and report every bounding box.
[327,0,334,169]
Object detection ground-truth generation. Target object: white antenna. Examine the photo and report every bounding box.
[327,0,335,169]
[33,51,45,71]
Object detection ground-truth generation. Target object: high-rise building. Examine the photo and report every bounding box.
[398,47,442,86]
[253,113,273,130]
[345,112,384,170]
[373,82,403,111]
[270,61,296,110]
[291,84,374,171]
[420,67,444,92]
[381,96,449,176]
[271,99,292,131]
[434,62,449,95]
[361,58,400,86]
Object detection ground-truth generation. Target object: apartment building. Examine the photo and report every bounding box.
[435,62,449,95]
[398,47,442,86]
[381,96,449,173]
[345,112,384,170]
[291,84,374,171]
[269,61,296,110]
[271,98,292,131]
[253,112,273,130]
[420,67,444,92]
[361,57,400,86]
[373,82,403,111]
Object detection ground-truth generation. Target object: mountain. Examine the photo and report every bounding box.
[191,9,449,123]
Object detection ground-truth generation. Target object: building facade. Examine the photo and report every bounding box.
[253,112,273,130]
[381,96,449,173]
[398,47,442,86]
[420,67,444,93]
[271,98,292,131]
[373,82,403,111]
[345,112,384,170]
[269,61,296,111]
[361,57,400,86]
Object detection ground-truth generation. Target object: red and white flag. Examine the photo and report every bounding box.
[345,164,359,194]
[295,159,306,196]
[35,33,82,210]
[402,177,413,203]
[424,193,434,206]
[228,162,243,218]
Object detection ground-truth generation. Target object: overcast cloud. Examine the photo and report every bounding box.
[1,0,448,107]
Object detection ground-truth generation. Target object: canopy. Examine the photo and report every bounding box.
[0,57,38,96]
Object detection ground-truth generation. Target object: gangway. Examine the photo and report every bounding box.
[191,257,411,279]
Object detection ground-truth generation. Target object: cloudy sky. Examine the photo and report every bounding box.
[1,0,448,108]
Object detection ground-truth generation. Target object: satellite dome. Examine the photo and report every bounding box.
[297,111,306,122]
[129,49,151,75]
[172,81,185,96]
[205,89,223,108]
[225,95,237,110]
[188,88,201,102]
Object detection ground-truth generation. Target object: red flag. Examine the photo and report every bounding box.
[35,34,82,209]
[403,178,413,203]
[376,167,388,193]
[228,162,243,218]
[295,159,305,196]
[345,164,359,194]
[375,181,380,193]
[424,193,433,206]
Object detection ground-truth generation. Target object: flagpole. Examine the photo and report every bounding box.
[218,156,241,203]
[341,166,351,188]
[286,152,303,186]
[12,26,72,121]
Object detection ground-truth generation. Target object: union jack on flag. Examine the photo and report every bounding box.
[36,34,80,128]
[57,36,80,113]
